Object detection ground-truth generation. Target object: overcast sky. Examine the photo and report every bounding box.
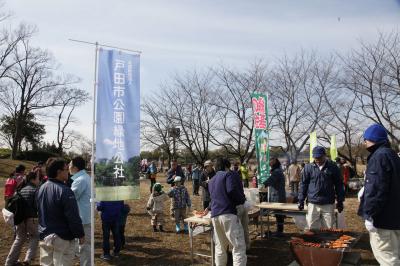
[4,0,400,148]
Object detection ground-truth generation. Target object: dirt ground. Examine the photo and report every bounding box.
[0,176,378,266]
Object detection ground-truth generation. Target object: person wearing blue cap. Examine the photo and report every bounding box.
[358,124,400,265]
[298,146,344,230]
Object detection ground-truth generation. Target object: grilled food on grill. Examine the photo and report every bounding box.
[320,228,349,233]
[192,210,206,217]
[339,235,355,241]
[291,232,355,249]
[290,238,322,248]
[303,230,315,236]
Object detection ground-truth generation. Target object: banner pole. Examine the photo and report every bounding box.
[266,92,270,202]
[90,42,99,266]
[69,38,141,54]
[68,38,141,265]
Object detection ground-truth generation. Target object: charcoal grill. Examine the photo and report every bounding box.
[290,231,361,266]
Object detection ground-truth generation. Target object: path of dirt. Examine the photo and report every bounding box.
[0,177,378,265]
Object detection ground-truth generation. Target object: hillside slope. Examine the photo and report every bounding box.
[0,159,37,178]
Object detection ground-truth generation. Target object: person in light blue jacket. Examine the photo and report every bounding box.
[69,156,91,266]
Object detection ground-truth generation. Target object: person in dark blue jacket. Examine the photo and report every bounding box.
[96,201,124,260]
[166,160,185,219]
[166,159,185,186]
[36,158,85,265]
[358,124,400,265]
[298,146,344,230]
[263,157,286,237]
[206,157,247,266]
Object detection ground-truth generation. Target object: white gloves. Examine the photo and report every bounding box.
[44,233,57,247]
[357,187,364,202]
[359,187,377,233]
[365,219,377,233]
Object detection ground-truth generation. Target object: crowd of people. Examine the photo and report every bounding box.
[154,123,399,266]
[3,157,130,265]
[2,123,399,266]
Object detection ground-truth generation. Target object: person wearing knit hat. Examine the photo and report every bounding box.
[363,123,388,143]
[298,146,344,230]
[358,124,400,265]
[146,182,168,232]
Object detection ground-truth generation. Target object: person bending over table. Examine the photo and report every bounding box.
[204,157,247,266]
[262,157,286,237]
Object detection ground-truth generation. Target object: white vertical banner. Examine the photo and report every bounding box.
[95,48,140,200]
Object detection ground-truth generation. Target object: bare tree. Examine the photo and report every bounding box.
[0,24,35,82]
[139,29,400,164]
[55,87,90,154]
[0,0,12,23]
[68,132,92,165]
[381,30,400,97]
[310,56,361,168]
[163,70,219,164]
[268,51,325,162]
[141,94,175,165]
[211,61,268,163]
[341,32,400,147]
[0,37,80,158]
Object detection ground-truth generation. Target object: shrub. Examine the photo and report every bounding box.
[0,148,11,159]
[16,150,59,162]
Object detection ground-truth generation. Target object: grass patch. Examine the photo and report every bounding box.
[0,148,10,158]
[0,159,37,178]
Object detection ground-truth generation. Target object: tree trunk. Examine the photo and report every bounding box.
[11,118,22,159]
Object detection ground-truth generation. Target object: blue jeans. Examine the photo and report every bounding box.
[102,220,121,255]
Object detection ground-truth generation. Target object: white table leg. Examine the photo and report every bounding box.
[267,210,270,238]
[210,226,214,266]
[189,222,194,265]
[260,210,264,238]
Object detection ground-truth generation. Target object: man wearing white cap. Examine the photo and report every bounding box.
[200,160,216,209]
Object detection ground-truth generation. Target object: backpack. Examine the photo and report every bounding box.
[4,191,27,225]
[4,178,17,198]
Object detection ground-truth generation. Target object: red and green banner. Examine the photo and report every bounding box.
[251,93,269,185]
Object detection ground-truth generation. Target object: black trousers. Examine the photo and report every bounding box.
[203,200,210,210]
[150,178,156,193]
[276,214,285,232]
[102,220,121,255]
[192,179,200,195]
